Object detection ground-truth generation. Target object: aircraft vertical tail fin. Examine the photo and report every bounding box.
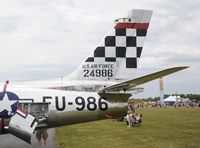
[68,9,153,81]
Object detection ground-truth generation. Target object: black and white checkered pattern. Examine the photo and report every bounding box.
[85,28,147,68]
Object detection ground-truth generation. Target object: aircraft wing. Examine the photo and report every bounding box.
[102,66,188,92]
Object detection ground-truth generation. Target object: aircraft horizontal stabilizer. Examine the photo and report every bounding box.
[101,66,189,92]
[8,109,38,144]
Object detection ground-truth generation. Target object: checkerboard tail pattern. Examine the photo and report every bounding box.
[74,10,152,80]
[85,26,147,68]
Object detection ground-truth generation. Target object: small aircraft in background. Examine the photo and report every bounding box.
[0,9,188,144]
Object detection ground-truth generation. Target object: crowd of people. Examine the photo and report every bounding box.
[124,103,142,128]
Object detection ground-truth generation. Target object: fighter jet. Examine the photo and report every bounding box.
[0,9,188,144]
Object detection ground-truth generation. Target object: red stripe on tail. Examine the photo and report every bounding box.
[115,23,149,29]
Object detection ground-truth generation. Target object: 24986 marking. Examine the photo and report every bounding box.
[84,69,113,77]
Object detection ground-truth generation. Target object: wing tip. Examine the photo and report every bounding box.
[174,66,190,70]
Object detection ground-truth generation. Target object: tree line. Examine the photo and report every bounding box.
[145,94,200,101]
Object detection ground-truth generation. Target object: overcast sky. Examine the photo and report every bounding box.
[0,0,199,98]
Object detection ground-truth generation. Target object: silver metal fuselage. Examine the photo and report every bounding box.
[4,79,128,128]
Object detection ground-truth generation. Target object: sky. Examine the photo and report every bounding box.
[0,0,199,98]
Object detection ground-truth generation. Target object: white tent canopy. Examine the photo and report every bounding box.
[164,95,178,102]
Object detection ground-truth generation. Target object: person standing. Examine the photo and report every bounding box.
[36,129,48,146]
[125,112,132,128]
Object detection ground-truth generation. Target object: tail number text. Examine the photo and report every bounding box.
[84,69,113,77]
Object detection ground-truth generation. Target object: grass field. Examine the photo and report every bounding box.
[55,108,200,148]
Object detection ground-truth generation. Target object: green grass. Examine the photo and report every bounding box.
[55,108,200,148]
